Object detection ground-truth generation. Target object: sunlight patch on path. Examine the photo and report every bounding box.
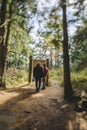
[0,91,19,105]
[31,93,44,98]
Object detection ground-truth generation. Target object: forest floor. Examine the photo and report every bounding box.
[0,79,87,130]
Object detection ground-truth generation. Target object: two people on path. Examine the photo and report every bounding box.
[33,62,49,92]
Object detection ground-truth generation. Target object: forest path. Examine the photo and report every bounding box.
[0,81,87,130]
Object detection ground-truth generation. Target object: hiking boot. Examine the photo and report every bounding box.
[42,87,46,90]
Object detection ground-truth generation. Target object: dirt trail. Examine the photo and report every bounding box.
[0,81,87,130]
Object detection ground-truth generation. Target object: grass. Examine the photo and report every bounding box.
[6,66,87,91]
[71,68,87,90]
[49,67,87,90]
[49,68,63,86]
[6,68,28,88]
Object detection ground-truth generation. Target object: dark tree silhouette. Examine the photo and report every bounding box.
[62,0,73,100]
[0,0,8,88]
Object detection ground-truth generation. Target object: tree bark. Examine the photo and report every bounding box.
[62,0,73,100]
[50,47,53,68]
[0,0,14,88]
[28,55,32,83]
[4,0,14,84]
[0,0,8,88]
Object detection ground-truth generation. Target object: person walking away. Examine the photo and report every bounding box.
[42,64,49,89]
[33,63,43,92]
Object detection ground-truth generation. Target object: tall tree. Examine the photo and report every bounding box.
[0,0,31,88]
[0,0,8,88]
[62,0,73,100]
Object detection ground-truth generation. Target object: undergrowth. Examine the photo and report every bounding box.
[6,67,28,88]
[6,66,87,91]
[71,68,87,90]
[49,67,87,90]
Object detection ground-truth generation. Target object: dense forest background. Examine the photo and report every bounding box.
[0,0,87,100]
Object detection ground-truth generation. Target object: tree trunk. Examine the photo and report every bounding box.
[62,0,73,100]
[0,0,8,88]
[4,0,14,84]
[28,55,32,83]
[0,0,13,88]
[55,48,59,67]
[50,47,53,68]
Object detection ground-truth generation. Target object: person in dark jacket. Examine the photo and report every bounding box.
[33,62,43,92]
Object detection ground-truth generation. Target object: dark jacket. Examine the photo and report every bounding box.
[33,63,43,79]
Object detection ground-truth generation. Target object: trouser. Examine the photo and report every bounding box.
[42,76,46,89]
[35,78,41,91]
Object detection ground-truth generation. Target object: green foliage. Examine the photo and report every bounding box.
[6,67,28,88]
[45,6,63,49]
[6,0,33,69]
[71,68,87,90]
[49,68,63,85]
[70,18,87,70]
[50,67,87,91]
[69,0,87,71]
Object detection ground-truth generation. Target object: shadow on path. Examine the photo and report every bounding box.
[0,84,87,130]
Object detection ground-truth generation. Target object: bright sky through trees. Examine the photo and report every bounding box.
[29,0,77,44]
[29,0,59,43]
